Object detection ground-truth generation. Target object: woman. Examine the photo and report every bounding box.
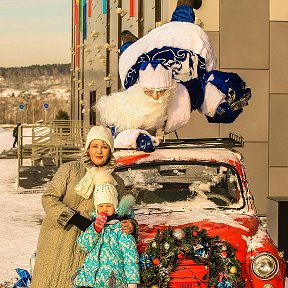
[31,126,135,288]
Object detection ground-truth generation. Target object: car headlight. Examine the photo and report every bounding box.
[251,252,279,280]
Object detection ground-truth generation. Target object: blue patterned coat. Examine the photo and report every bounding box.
[72,220,140,288]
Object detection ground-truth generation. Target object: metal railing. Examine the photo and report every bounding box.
[31,125,52,165]
[19,120,91,167]
[50,120,90,166]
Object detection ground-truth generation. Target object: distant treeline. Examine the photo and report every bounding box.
[0,64,71,79]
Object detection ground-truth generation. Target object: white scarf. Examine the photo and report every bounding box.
[75,152,116,199]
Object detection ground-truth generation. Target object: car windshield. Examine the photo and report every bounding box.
[115,163,244,210]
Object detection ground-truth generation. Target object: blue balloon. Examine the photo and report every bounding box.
[136,133,155,152]
[13,268,31,287]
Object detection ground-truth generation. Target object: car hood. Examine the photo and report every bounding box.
[136,209,259,262]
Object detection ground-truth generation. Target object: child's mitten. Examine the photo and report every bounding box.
[94,212,107,233]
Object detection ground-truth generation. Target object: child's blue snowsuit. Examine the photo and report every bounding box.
[72,220,139,288]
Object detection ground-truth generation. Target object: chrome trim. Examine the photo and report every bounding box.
[251,252,279,280]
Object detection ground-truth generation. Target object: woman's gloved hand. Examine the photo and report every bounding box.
[69,212,93,231]
[120,219,135,235]
[94,212,108,233]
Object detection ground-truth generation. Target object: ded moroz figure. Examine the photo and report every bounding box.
[96,0,251,151]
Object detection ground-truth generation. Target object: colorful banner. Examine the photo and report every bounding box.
[79,0,82,32]
[102,0,107,14]
[88,0,92,17]
[75,0,79,67]
[83,0,87,39]
[130,0,134,17]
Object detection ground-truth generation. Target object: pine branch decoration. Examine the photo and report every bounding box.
[139,225,245,288]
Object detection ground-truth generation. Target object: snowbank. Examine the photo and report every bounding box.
[0,128,14,154]
[0,156,43,284]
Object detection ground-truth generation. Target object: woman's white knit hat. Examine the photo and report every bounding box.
[85,126,114,152]
[93,169,118,209]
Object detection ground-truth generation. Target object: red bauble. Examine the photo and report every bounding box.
[221,251,227,258]
[152,258,160,266]
[177,252,184,259]
[192,230,198,237]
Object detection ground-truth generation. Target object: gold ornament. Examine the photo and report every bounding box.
[151,241,157,248]
[150,285,159,288]
[164,242,170,250]
[173,228,186,240]
[229,265,238,274]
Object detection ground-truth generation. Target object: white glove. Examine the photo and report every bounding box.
[127,284,137,288]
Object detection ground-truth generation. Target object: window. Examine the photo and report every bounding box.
[116,163,244,209]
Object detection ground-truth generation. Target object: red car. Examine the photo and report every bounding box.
[114,135,286,288]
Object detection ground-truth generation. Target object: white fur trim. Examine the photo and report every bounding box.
[139,63,174,88]
[114,129,160,149]
[164,84,191,134]
[119,22,217,87]
[200,82,226,117]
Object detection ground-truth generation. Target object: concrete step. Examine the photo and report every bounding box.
[0,148,18,159]
[19,166,58,189]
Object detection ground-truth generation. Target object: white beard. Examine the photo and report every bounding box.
[96,84,172,135]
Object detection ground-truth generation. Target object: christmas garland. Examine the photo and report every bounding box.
[139,225,245,288]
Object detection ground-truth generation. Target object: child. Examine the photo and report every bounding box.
[72,170,139,288]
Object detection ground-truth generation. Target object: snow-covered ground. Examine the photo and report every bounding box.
[0,127,15,154]
[0,128,43,285]
[0,127,287,287]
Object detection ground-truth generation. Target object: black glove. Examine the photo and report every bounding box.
[69,212,93,231]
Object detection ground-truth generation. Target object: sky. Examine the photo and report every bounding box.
[0,0,71,68]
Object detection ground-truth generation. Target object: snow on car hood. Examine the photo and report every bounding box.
[136,207,260,262]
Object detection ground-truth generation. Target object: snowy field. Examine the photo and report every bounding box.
[0,127,287,287]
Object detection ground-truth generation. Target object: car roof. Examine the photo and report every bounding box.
[114,133,244,167]
[114,147,243,167]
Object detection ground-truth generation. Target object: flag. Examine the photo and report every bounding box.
[102,0,107,14]
[88,0,92,17]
